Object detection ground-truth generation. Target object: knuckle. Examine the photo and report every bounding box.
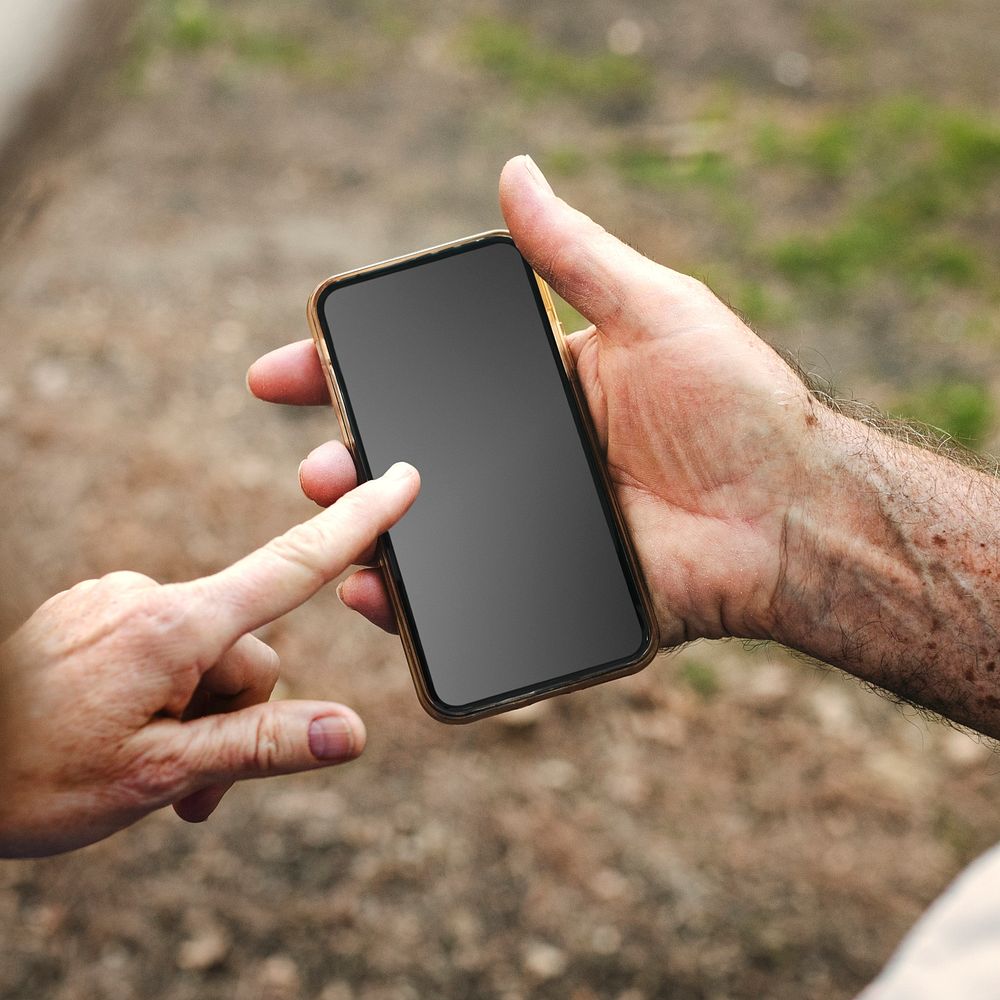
[250,711,284,774]
[123,588,199,652]
[97,570,158,593]
[39,571,158,631]
[230,639,281,698]
[260,648,281,693]
[120,743,189,807]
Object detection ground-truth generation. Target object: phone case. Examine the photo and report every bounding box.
[307,230,660,722]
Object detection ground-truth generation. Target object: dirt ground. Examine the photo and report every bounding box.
[2,1,1000,997]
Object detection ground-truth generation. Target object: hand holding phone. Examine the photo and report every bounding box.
[250,156,820,717]
[308,231,657,721]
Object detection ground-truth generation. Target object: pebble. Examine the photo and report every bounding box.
[319,982,354,1000]
[524,941,568,980]
[260,954,301,997]
[942,728,992,766]
[809,686,858,737]
[176,926,230,971]
[743,663,791,709]
[497,700,551,728]
[773,51,811,88]
[30,358,70,399]
[591,925,622,954]
[607,19,643,56]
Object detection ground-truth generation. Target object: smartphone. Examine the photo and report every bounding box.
[307,230,658,722]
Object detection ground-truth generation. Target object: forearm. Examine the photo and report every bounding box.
[773,408,1000,737]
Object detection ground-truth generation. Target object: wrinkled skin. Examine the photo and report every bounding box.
[251,155,820,649]
[0,466,419,856]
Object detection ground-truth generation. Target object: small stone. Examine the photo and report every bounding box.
[607,18,643,56]
[744,664,791,709]
[524,941,568,980]
[319,981,354,1000]
[30,359,71,399]
[497,700,551,728]
[591,925,622,954]
[866,749,925,795]
[631,711,687,747]
[810,687,858,737]
[177,925,230,971]
[261,955,300,997]
[942,728,992,766]
[773,51,811,88]
[605,770,647,806]
[535,757,577,789]
[590,868,631,902]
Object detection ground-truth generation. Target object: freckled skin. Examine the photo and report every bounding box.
[774,412,1000,737]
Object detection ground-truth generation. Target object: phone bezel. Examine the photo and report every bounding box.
[307,230,660,723]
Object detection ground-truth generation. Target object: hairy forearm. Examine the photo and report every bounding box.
[773,408,1000,737]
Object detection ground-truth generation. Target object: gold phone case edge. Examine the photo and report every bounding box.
[306,229,660,724]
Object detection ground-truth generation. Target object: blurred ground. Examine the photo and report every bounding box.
[1,1,1000,997]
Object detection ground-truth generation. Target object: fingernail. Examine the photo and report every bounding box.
[523,154,553,195]
[297,459,306,484]
[308,715,357,761]
[335,580,346,603]
[385,461,416,481]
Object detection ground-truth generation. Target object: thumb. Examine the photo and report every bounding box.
[499,154,677,334]
[137,701,367,803]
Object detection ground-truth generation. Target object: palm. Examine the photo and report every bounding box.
[566,303,814,647]
[254,157,820,650]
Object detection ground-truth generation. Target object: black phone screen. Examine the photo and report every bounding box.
[318,235,651,716]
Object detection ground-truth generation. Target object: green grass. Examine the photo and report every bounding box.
[464,17,653,121]
[169,0,314,70]
[770,228,979,291]
[761,98,1000,293]
[543,148,589,178]
[678,659,720,700]
[806,8,865,52]
[607,94,997,380]
[612,147,734,190]
[551,294,587,333]
[612,87,998,306]
[122,0,355,89]
[732,279,784,328]
[933,804,984,862]
[890,380,994,447]
[167,0,222,50]
[754,117,861,179]
[231,30,311,71]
